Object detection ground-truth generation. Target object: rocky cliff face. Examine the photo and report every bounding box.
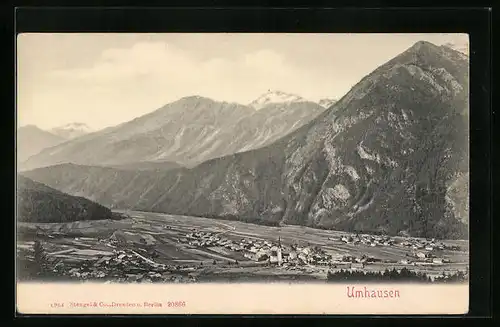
[23,41,469,239]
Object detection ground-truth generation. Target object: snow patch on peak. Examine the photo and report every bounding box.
[318,98,337,108]
[249,90,305,110]
[51,122,94,139]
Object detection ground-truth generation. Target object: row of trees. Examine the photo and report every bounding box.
[327,267,467,283]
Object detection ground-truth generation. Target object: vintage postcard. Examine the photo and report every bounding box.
[16,33,469,315]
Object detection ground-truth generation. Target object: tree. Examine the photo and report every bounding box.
[33,241,49,276]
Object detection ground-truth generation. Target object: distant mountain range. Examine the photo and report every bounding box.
[16,125,66,163]
[50,122,94,140]
[23,41,469,239]
[19,94,329,170]
[17,175,113,223]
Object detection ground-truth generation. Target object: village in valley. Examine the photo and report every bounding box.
[174,229,464,269]
[16,211,469,283]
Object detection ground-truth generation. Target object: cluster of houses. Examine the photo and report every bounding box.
[397,238,452,265]
[53,248,196,283]
[398,238,463,252]
[339,234,396,247]
[339,233,462,253]
[178,230,333,266]
[398,251,450,265]
[179,231,243,251]
[176,230,455,270]
[244,242,333,266]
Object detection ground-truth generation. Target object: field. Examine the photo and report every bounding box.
[16,210,469,283]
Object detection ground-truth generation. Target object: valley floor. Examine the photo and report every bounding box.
[16,210,469,283]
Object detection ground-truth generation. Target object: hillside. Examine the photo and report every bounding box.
[20,96,326,170]
[23,41,469,239]
[17,175,113,223]
[17,125,66,163]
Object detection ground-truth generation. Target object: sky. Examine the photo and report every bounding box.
[17,33,469,130]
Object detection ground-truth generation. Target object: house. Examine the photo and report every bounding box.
[416,252,426,259]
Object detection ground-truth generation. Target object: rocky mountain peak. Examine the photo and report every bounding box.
[249,90,305,110]
[51,122,94,140]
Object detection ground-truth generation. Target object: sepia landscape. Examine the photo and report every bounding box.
[16,34,469,285]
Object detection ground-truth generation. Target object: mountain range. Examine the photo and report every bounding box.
[22,41,469,239]
[19,94,328,170]
[17,122,94,164]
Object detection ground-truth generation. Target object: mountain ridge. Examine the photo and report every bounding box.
[20,95,328,170]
